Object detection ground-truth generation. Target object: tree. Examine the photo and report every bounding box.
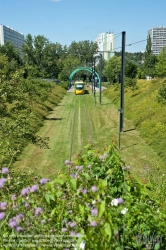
[144,35,157,77]
[58,56,81,81]
[68,40,98,65]
[103,56,121,83]
[155,46,166,77]
[125,61,138,78]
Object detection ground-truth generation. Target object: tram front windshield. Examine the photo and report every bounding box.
[76,84,84,90]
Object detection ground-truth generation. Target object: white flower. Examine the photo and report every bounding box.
[92,200,96,204]
[80,241,86,249]
[74,241,86,250]
[121,208,128,214]
[111,199,118,206]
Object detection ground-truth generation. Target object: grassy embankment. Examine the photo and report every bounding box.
[102,79,166,174]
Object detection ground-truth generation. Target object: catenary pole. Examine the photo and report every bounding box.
[99,53,102,105]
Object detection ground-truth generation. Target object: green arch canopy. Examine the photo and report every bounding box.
[68,67,100,88]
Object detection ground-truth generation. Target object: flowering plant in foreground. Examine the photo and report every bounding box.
[0,144,166,249]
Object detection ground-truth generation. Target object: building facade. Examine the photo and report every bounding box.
[94,32,114,60]
[0,24,24,56]
[148,26,166,55]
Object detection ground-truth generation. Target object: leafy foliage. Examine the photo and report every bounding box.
[157,81,166,104]
[0,145,166,249]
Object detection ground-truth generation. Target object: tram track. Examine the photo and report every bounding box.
[69,94,93,161]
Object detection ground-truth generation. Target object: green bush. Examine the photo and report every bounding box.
[0,144,165,249]
[157,82,166,104]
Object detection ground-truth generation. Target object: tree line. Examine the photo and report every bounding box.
[0,33,166,85]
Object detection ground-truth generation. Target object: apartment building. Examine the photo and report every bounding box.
[0,24,24,56]
[148,26,166,55]
[94,32,114,60]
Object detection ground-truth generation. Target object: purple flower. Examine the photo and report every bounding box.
[0,178,7,188]
[104,153,108,158]
[30,185,38,193]
[0,202,7,210]
[11,194,16,201]
[76,233,81,237]
[21,188,29,196]
[9,220,17,228]
[118,198,124,204]
[70,173,77,178]
[15,226,23,232]
[75,166,80,170]
[99,156,104,160]
[83,189,88,194]
[25,203,30,208]
[88,164,92,168]
[39,178,49,185]
[69,222,76,228]
[91,208,98,216]
[62,228,67,232]
[1,167,9,174]
[35,207,42,215]
[70,231,76,236]
[91,186,98,192]
[68,210,72,214]
[0,212,5,220]
[127,166,131,170]
[65,160,70,165]
[41,219,46,224]
[91,220,97,227]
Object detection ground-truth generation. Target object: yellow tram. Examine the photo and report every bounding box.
[74,81,85,95]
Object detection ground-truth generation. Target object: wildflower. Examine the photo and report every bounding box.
[92,200,96,204]
[77,233,81,237]
[127,166,131,170]
[91,186,98,192]
[65,160,70,165]
[1,167,9,174]
[70,231,76,236]
[0,178,7,188]
[21,188,30,196]
[118,198,123,204]
[70,173,77,178]
[88,164,92,168]
[69,222,76,228]
[79,241,86,249]
[15,226,23,232]
[121,208,128,214]
[75,166,80,170]
[30,185,38,193]
[83,189,88,194]
[91,220,97,227]
[39,178,49,185]
[62,228,67,232]
[99,156,104,160]
[91,208,98,216]
[111,199,119,206]
[25,203,30,208]
[0,212,5,220]
[0,202,7,210]
[68,210,72,214]
[104,153,108,158]
[9,220,17,228]
[41,219,46,224]
[11,194,16,201]
[35,207,42,215]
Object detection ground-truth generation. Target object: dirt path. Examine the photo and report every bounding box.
[14,90,164,179]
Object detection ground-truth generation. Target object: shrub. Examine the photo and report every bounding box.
[0,144,165,249]
[157,82,166,104]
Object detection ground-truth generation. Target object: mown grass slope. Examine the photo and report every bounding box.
[103,79,166,168]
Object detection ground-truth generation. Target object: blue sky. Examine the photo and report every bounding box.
[1,0,166,53]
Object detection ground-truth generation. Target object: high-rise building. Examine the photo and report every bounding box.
[0,24,24,56]
[94,32,114,60]
[148,26,166,55]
